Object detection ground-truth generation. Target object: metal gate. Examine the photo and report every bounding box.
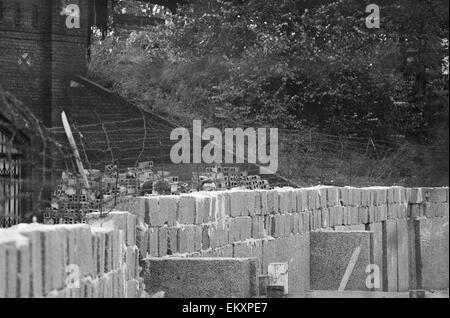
[0,129,23,228]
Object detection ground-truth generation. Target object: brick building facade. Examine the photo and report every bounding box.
[0,0,92,127]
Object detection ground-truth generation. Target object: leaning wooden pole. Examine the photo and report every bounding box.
[61,111,90,188]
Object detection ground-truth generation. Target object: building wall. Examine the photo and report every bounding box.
[0,0,92,127]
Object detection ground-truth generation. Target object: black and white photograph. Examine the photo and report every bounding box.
[0,0,449,303]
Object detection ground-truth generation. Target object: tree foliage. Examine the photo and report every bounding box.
[89,0,449,186]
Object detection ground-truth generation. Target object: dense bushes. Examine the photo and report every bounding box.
[89,0,449,186]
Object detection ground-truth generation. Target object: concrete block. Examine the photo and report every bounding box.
[278,189,291,214]
[193,225,202,252]
[167,227,178,255]
[267,190,279,214]
[327,187,339,207]
[360,188,370,206]
[246,191,257,216]
[216,192,231,217]
[13,225,43,297]
[211,244,234,257]
[233,240,263,269]
[126,279,138,298]
[392,187,402,204]
[350,206,359,225]
[292,214,300,235]
[426,203,449,218]
[358,206,369,225]
[296,189,308,212]
[230,191,245,217]
[368,222,384,291]
[378,205,387,222]
[310,230,373,291]
[142,257,258,298]
[302,213,310,233]
[260,191,270,215]
[368,205,376,223]
[17,236,31,298]
[339,187,350,206]
[240,217,252,241]
[271,215,283,238]
[194,196,207,224]
[157,227,168,257]
[387,188,395,204]
[415,217,449,290]
[147,228,158,257]
[349,188,362,206]
[159,196,178,226]
[335,206,344,226]
[92,228,106,276]
[262,234,310,295]
[253,191,263,215]
[177,225,195,254]
[408,219,419,290]
[397,219,410,292]
[321,208,330,228]
[206,196,217,222]
[307,188,320,210]
[201,225,210,250]
[252,216,265,239]
[145,197,163,227]
[209,222,229,249]
[318,187,327,209]
[407,188,423,204]
[314,209,322,230]
[228,217,241,243]
[177,195,195,224]
[383,220,398,292]
[0,231,25,298]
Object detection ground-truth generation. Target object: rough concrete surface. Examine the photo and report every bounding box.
[416,217,449,290]
[142,257,258,298]
[310,230,373,291]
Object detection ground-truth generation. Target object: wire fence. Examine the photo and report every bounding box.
[1,92,448,228]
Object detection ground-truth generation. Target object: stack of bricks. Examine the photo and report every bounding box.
[0,212,145,298]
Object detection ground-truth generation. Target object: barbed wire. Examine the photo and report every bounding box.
[1,104,448,228]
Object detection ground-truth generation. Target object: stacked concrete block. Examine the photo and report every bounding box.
[4,186,448,298]
[0,211,146,298]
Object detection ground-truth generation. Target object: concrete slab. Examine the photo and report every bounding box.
[383,220,398,292]
[142,257,258,298]
[416,217,449,290]
[310,230,373,291]
[262,234,310,294]
[396,219,410,292]
[368,222,384,291]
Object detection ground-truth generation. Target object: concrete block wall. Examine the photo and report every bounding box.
[128,186,448,294]
[0,212,145,298]
[1,186,447,297]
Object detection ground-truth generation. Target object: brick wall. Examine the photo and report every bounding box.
[0,0,92,127]
[0,211,145,298]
